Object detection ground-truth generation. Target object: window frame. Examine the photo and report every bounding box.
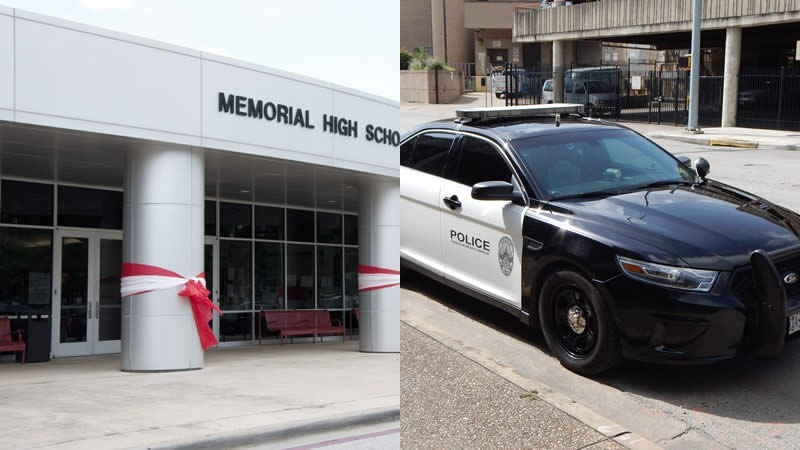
[399,129,459,178]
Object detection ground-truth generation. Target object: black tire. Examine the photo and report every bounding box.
[495,93,503,99]
[538,270,621,376]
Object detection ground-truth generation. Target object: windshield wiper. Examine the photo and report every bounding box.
[629,179,695,191]
[550,189,624,201]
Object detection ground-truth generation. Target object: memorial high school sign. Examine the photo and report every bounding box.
[218,92,400,147]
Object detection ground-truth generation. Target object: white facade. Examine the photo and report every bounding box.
[0,6,399,370]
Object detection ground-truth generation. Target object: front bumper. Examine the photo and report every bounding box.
[600,249,800,365]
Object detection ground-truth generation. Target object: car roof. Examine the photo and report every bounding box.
[403,116,627,144]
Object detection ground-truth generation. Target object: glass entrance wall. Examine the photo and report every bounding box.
[206,199,359,343]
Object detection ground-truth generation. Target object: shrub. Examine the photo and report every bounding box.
[400,48,412,70]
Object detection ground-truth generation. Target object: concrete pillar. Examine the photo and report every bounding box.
[553,40,565,103]
[121,146,205,371]
[358,178,399,353]
[721,26,742,128]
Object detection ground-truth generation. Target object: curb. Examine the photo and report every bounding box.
[148,406,400,450]
[648,132,800,151]
[401,317,662,450]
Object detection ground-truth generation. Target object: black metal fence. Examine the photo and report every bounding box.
[499,62,800,131]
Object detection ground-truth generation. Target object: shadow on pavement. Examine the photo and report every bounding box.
[401,268,800,426]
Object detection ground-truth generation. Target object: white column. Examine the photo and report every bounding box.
[721,26,742,128]
[553,40,565,103]
[358,178,399,353]
[121,146,205,371]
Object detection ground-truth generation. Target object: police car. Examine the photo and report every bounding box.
[400,104,800,375]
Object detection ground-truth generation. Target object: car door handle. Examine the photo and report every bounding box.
[443,195,461,210]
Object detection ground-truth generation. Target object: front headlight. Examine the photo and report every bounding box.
[616,256,718,292]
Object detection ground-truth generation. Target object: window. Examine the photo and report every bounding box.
[219,240,252,311]
[1,180,53,226]
[254,206,284,240]
[451,136,513,187]
[57,186,122,229]
[345,247,359,309]
[344,214,358,245]
[287,244,314,309]
[220,202,252,238]
[575,82,586,95]
[317,246,343,309]
[400,136,416,167]
[287,209,314,242]
[405,132,454,176]
[255,242,284,310]
[0,227,52,315]
[205,201,217,236]
[543,80,553,92]
[316,212,342,244]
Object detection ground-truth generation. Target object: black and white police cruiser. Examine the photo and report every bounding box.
[401,104,800,375]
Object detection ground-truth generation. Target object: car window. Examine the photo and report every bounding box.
[512,129,695,199]
[407,132,455,176]
[450,136,513,187]
[543,80,552,92]
[400,135,417,167]
[564,79,574,93]
[575,82,586,95]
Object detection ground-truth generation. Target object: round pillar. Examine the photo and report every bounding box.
[721,26,742,128]
[358,179,399,353]
[553,40,565,104]
[121,146,205,371]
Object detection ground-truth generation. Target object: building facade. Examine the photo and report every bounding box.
[0,7,400,371]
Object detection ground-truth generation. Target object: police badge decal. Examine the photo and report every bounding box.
[498,236,514,276]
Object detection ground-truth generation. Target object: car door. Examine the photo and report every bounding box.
[400,131,458,276]
[440,134,527,308]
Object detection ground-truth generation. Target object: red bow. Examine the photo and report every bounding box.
[178,279,222,350]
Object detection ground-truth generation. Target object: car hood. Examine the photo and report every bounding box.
[547,181,800,271]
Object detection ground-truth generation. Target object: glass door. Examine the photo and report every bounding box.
[205,237,220,343]
[53,230,122,357]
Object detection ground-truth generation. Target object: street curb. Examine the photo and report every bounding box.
[648,132,800,151]
[147,406,400,450]
[401,317,662,450]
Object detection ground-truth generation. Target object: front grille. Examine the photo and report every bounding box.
[730,252,800,307]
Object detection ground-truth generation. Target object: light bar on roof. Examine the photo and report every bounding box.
[456,103,584,121]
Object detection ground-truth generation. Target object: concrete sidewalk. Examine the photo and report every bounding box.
[646,127,800,150]
[0,341,399,450]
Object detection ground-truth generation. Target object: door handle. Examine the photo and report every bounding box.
[443,195,462,210]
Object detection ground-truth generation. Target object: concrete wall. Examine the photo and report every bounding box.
[400,69,464,103]
[514,0,800,42]
[402,0,433,53]
[464,1,539,29]
[431,0,473,64]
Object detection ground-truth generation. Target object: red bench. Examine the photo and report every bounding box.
[260,310,317,344]
[315,310,345,342]
[258,310,347,344]
[0,317,25,364]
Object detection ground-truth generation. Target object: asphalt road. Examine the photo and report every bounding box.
[401,102,800,449]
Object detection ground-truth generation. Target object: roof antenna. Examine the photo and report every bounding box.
[555,113,561,127]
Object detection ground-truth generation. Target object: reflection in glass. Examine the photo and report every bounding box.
[317,212,342,244]
[344,215,358,245]
[287,209,314,242]
[0,180,54,226]
[219,240,252,311]
[0,227,52,315]
[220,202,252,238]
[220,312,253,342]
[60,237,89,343]
[287,244,314,309]
[255,206,284,240]
[317,246,343,309]
[58,186,122,229]
[345,248,359,309]
[98,239,122,341]
[255,242,284,310]
[205,201,217,236]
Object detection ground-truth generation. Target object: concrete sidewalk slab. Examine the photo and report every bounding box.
[0,341,399,450]
[648,127,800,150]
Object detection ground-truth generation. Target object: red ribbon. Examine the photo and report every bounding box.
[178,279,222,350]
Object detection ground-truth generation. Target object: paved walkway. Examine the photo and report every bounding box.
[0,341,399,450]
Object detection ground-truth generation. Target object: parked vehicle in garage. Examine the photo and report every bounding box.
[400,104,800,376]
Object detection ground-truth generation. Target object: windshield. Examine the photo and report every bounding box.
[587,81,612,93]
[512,129,696,200]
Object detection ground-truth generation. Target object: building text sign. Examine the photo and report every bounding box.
[217,92,400,147]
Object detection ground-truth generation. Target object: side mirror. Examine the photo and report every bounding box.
[692,157,710,181]
[471,181,524,205]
